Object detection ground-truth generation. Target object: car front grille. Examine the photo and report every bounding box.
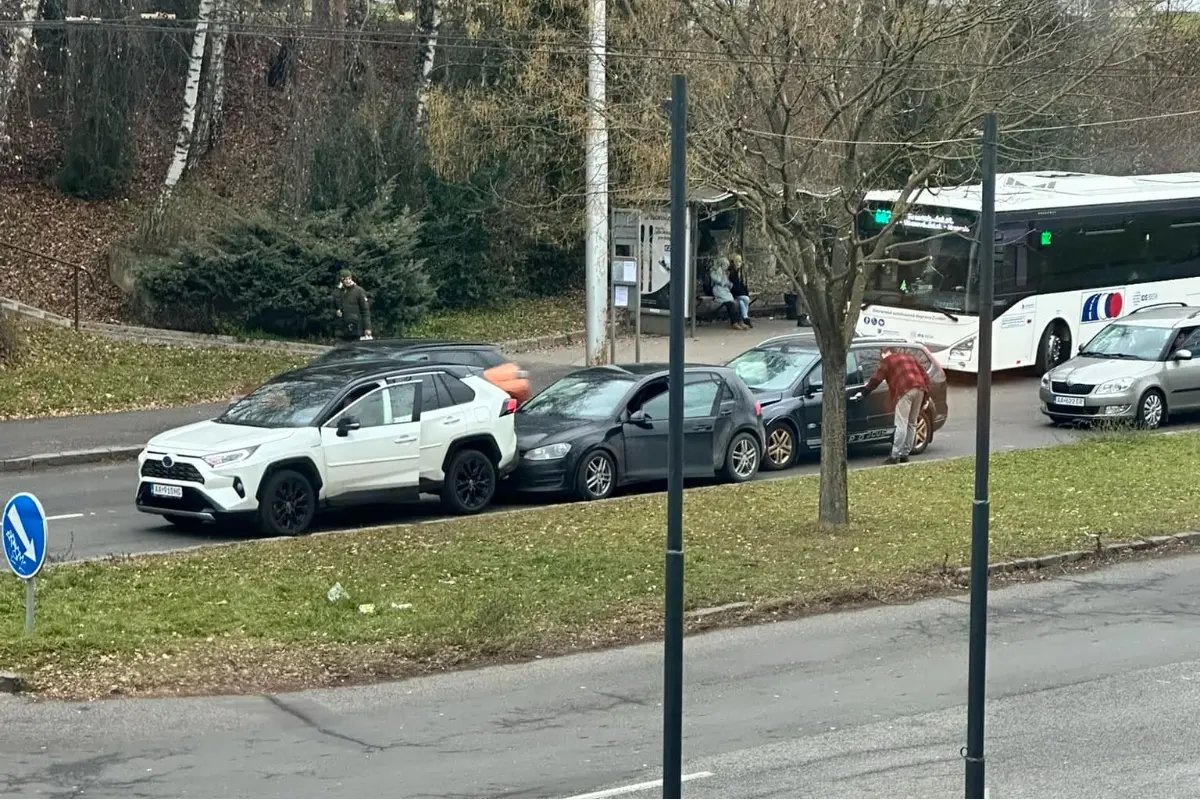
[141,459,205,484]
[1051,381,1095,395]
[135,483,215,513]
[1047,403,1100,415]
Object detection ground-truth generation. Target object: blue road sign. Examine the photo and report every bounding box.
[3,492,47,580]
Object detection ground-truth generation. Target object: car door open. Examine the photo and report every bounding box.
[320,383,422,497]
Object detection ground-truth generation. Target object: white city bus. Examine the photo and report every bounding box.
[856,171,1200,374]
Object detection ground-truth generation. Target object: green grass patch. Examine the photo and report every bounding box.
[2,431,1197,698]
[409,294,584,342]
[0,326,306,420]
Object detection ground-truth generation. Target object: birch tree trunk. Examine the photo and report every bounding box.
[414,0,442,126]
[153,0,215,223]
[195,0,229,156]
[0,0,40,155]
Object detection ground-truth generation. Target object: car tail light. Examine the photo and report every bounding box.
[500,397,519,416]
[754,401,762,417]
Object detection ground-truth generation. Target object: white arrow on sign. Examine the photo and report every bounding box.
[6,504,36,562]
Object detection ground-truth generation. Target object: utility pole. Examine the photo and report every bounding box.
[583,0,609,364]
[662,73,687,800]
[964,111,997,800]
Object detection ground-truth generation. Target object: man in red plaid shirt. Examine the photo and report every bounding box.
[853,347,931,465]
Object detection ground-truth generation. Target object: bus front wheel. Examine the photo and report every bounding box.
[1035,322,1071,375]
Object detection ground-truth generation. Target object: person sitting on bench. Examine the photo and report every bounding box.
[710,257,746,330]
[730,254,753,329]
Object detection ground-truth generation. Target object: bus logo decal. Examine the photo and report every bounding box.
[1081,291,1123,322]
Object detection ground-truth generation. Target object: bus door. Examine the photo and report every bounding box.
[994,229,1038,367]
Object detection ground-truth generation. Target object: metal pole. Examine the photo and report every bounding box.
[610,283,618,364]
[634,281,642,363]
[964,112,997,800]
[24,577,35,633]
[663,73,687,800]
[73,268,81,331]
[583,0,609,365]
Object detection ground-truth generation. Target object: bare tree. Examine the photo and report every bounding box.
[195,0,230,156]
[153,0,216,224]
[609,0,1167,525]
[0,0,39,154]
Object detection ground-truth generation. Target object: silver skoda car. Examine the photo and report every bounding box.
[1039,304,1200,428]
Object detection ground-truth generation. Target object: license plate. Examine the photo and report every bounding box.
[150,483,184,499]
[1053,395,1086,407]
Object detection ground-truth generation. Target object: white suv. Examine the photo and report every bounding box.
[135,362,519,536]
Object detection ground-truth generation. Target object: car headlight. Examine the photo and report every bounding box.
[1040,373,1051,388]
[202,446,259,468]
[950,335,976,352]
[1095,378,1134,395]
[525,442,571,461]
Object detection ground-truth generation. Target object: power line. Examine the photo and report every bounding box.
[3,16,1200,80]
[737,108,1200,147]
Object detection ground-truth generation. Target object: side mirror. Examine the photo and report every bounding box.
[804,382,822,397]
[1176,349,1193,361]
[336,415,361,437]
[626,409,653,428]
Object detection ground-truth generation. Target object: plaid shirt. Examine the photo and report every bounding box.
[864,352,931,409]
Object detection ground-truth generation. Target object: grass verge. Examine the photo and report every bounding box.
[409,294,584,342]
[0,326,305,420]
[2,431,1198,699]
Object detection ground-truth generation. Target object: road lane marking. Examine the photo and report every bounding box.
[46,513,85,521]
[567,771,714,799]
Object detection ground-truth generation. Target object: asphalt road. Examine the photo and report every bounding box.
[5,552,1200,797]
[2,370,1113,562]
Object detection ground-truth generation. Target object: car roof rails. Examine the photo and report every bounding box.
[1129,302,1189,315]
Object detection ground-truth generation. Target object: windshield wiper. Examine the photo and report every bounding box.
[932,307,959,322]
[1082,351,1141,360]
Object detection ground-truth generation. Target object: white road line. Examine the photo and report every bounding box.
[46,513,85,521]
[567,771,714,799]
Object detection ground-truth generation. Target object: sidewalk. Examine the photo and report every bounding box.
[1,318,801,468]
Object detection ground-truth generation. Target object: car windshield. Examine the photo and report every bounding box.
[216,376,345,428]
[728,347,818,392]
[519,372,637,420]
[1078,324,1175,361]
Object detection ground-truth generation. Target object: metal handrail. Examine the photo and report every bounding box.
[0,240,98,330]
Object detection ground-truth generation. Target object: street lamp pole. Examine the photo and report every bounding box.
[663,72,688,800]
[964,111,997,800]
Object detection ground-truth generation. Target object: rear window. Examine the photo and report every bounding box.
[477,348,510,368]
[904,347,932,371]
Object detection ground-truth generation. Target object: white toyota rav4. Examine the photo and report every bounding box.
[135,361,519,536]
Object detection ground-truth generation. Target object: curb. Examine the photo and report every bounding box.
[501,329,587,353]
[4,296,594,357]
[0,446,143,473]
[951,531,1200,579]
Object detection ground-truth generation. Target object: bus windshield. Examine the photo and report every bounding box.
[863,230,977,316]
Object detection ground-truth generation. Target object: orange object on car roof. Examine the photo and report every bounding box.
[484,362,532,404]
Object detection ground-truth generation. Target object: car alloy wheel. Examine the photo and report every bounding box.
[270,474,313,535]
[583,452,615,499]
[765,425,795,470]
[454,452,495,512]
[1138,391,1165,429]
[726,433,760,482]
[911,414,931,454]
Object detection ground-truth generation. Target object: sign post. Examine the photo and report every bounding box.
[611,258,640,363]
[3,492,48,634]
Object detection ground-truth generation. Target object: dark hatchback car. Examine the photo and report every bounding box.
[311,339,532,402]
[511,364,766,500]
[726,333,949,470]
